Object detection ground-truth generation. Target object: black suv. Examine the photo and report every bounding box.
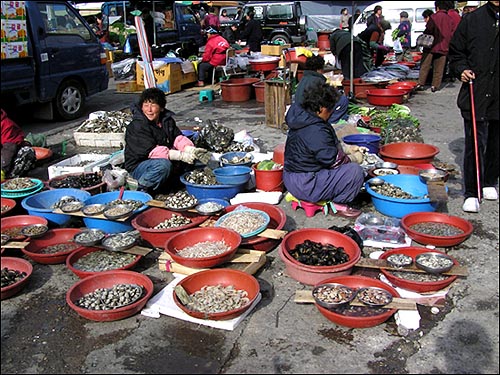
[236,1,307,45]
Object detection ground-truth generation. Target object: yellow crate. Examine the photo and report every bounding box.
[261,44,291,56]
[136,62,182,94]
[182,71,197,86]
[116,81,138,92]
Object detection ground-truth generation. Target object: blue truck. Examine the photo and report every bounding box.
[1,1,108,120]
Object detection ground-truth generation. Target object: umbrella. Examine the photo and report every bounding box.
[134,15,156,89]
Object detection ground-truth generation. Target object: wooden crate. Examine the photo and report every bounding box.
[261,44,291,56]
[264,80,291,129]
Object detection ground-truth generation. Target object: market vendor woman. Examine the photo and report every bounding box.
[124,88,210,194]
[283,83,365,218]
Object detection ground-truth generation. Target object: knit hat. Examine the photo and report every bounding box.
[206,27,218,34]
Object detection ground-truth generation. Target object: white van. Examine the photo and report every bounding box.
[353,1,436,47]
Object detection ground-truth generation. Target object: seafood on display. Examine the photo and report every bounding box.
[49,173,102,189]
[313,284,355,305]
[39,243,80,254]
[72,251,137,272]
[76,111,132,134]
[176,240,231,258]
[2,178,36,191]
[184,169,218,185]
[164,191,197,210]
[370,182,422,199]
[75,283,143,310]
[1,267,27,288]
[217,210,267,236]
[51,196,82,210]
[107,199,144,211]
[185,284,250,314]
[153,214,191,229]
[289,240,350,267]
[409,222,464,236]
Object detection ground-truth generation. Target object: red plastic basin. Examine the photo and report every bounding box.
[1,257,33,300]
[22,228,84,264]
[314,275,399,328]
[1,197,17,217]
[379,142,440,166]
[1,215,49,241]
[366,89,406,106]
[252,81,265,103]
[220,78,260,102]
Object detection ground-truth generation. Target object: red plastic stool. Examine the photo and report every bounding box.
[291,200,326,217]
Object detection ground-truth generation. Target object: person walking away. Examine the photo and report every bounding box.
[339,8,350,30]
[348,9,361,32]
[366,5,382,28]
[448,0,499,213]
[416,1,457,92]
[124,88,211,194]
[294,55,349,124]
[393,11,412,62]
[202,7,220,31]
[329,28,373,79]
[223,24,242,50]
[239,11,262,53]
[197,27,230,87]
[1,109,36,179]
[283,83,364,218]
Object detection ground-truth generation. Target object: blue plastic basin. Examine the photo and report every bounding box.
[180,173,245,201]
[365,174,444,218]
[82,190,152,234]
[21,188,91,226]
[213,166,251,185]
[343,134,381,154]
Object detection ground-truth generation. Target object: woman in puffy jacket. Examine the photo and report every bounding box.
[197,27,230,87]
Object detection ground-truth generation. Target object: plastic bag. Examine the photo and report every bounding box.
[103,167,128,191]
[111,58,137,81]
[198,120,234,152]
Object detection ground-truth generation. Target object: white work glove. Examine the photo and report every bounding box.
[342,143,369,164]
[184,146,212,165]
[169,149,196,164]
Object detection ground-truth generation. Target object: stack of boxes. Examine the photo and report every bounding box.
[1,1,28,59]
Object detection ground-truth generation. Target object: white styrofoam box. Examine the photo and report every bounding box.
[73,132,125,148]
[48,154,111,180]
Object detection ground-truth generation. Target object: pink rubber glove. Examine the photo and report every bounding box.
[148,145,169,159]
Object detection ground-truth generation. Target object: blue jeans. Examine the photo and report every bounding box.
[131,158,172,191]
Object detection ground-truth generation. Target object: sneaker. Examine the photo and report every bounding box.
[196,81,205,87]
[483,187,498,201]
[415,85,426,92]
[462,197,480,213]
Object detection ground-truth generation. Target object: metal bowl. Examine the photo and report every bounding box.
[1,234,10,246]
[356,287,393,307]
[73,229,106,247]
[419,168,449,183]
[101,233,137,252]
[312,283,357,309]
[386,253,413,268]
[82,203,107,216]
[61,201,84,213]
[103,204,134,220]
[375,162,398,170]
[20,224,49,239]
[373,168,399,176]
[367,177,385,187]
[415,252,455,274]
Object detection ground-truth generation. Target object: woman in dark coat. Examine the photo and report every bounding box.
[448,0,499,212]
[239,11,262,53]
[283,83,364,217]
[329,28,373,79]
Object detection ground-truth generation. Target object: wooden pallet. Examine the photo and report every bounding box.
[158,248,267,275]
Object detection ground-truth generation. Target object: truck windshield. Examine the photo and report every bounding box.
[37,2,91,39]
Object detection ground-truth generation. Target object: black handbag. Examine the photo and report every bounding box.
[416,33,434,48]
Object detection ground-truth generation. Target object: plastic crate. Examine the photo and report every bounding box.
[73,131,125,148]
[48,154,110,180]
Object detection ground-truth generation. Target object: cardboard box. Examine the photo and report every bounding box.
[116,81,138,92]
[136,61,182,94]
[181,71,197,86]
[73,131,125,148]
[48,154,111,180]
[261,44,291,56]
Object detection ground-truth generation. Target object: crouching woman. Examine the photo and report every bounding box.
[283,83,365,217]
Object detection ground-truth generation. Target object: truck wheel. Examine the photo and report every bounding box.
[54,80,86,120]
[271,34,290,45]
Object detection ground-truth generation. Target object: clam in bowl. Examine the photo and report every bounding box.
[312,283,357,309]
[415,252,455,274]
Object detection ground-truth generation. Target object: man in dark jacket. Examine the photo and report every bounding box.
[124,88,209,193]
[283,83,364,217]
[448,0,499,212]
[239,11,262,53]
[329,28,373,79]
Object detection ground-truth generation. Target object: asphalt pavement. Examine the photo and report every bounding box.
[2,78,499,374]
